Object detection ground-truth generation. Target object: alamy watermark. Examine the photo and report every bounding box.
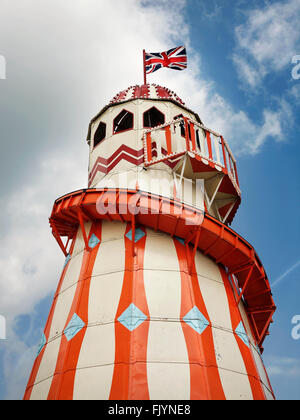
[0,55,6,80]
[291,315,300,340]
[0,315,6,340]
[95,174,205,226]
[291,55,300,80]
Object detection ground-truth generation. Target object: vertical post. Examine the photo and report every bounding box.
[165,125,172,155]
[206,131,213,160]
[189,122,196,151]
[146,132,152,163]
[220,136,228,173]
[52,225,68,257]
[184,118,190,152]
[143,49,147,85]
[236,265,254,305]
[234,161,240,187]
[77,208,90,252]
[192,228,201,260]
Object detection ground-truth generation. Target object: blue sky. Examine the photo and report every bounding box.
[0,0,299,400]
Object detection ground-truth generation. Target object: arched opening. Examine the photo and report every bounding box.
[143,107,165,128]
[174,114,186,137]
[94,122,106,148]
[113,109,134,134]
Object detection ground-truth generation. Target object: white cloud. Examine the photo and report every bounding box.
[233,0,300,87]
[289,83,300,102]
[266,356,300,377]
[232,54,264,89]
[1,324,37,400]
[0,152,87,319]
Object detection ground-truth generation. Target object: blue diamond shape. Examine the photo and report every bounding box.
[64,313,85,341]
[235,321,250,348]
[117,303,147,331]
[125,227,145,243]
[63,253,71,269]
[37,333,46,356]
[174,236,185,245]
[88,234,100,249]
[183,306,210,335]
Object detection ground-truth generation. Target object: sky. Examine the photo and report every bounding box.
[0,0,299,400]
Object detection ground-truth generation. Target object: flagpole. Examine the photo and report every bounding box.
[143,49,147,85]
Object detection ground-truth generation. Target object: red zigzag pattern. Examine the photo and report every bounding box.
[88,144,181,186]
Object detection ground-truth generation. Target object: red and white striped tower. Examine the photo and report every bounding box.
[24,83,276,400]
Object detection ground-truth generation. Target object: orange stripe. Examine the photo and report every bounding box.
[146,132,152,162]
[109,224,149,400]
[23,231,78,400]
[165,125,172,154]
[47,221,102,400]
[220,266,266,400]
[189,122,196,151]
[174,239,226,400]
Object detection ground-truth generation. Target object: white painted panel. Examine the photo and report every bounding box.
[194,251,223,284]
[262,384,274,400]
[107,169,138,190]
[144,270,180,319]
[48,283,78,340]
[29,377,53,400]
[59,252,84,293]
[146,363,190,400]
[138,169,174,199]
[146,321,190,363]
[215,369,253,400]
[73,365,115,400]
[143,233,180,272]
[30,337,62,399]
[92,239,125,276]
[197,274,232,330]
[101,220,126,243]
[144,233,190,400]
[75,324,116,369]
[251,348,274,400]
[88,271,124,324]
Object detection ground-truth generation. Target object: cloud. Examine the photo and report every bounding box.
[232,54,264,89]
[233,0,300,87]
[1,321,37,400]
[0,152,87,319]
[265,356,300,377]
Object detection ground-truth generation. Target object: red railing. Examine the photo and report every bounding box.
[143,117,240,191]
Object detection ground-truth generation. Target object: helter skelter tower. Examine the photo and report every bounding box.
[24,82,276,400]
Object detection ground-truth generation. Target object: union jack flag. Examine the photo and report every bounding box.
[145,46,187,74]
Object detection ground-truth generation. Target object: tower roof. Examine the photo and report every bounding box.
[87,84,202,143]
[109,84,185,105]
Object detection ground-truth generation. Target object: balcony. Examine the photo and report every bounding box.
[143,117,241,224]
